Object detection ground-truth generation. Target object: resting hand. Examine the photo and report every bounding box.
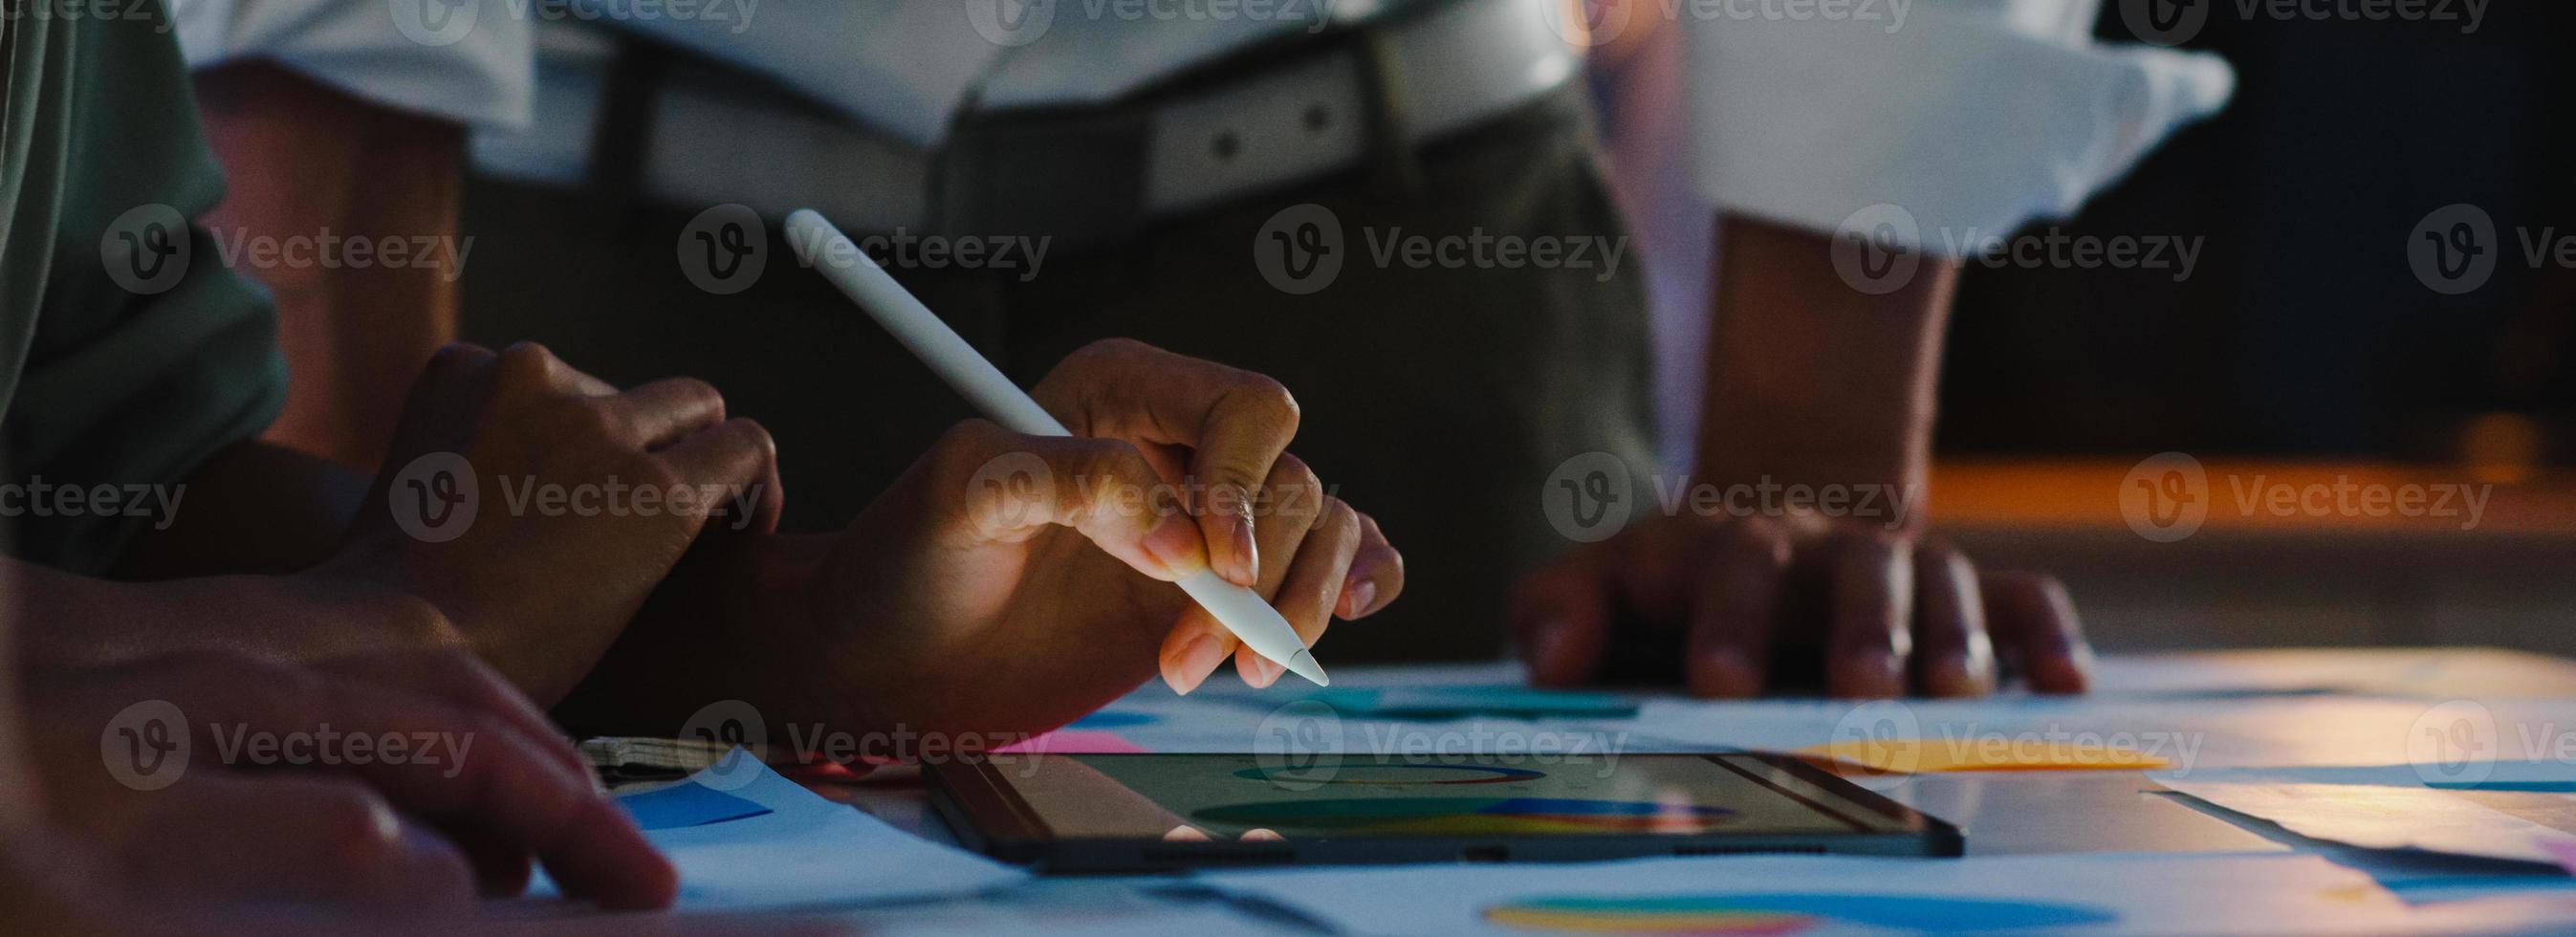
[1513,511,2088,698]
[21,648,674,909]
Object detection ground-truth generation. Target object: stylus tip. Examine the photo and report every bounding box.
[1286,649,1329,687]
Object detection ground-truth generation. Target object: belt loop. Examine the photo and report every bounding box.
[1356,29,1425,200]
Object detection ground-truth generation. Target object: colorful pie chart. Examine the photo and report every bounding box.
[1482,893,2119,934]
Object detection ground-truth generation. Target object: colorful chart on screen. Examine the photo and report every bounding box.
[1233,763,1546,786]
[1193,796,1736,835]
[1480,893,2119,934]
[1052,753,1862,840]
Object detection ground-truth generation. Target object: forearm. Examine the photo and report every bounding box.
[114,441,369,580]
[16,441,433,671]
[1696,214,1957,507]
[196,63,463,472]
[9,557,454,674]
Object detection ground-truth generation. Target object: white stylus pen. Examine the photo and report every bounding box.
[785,208,1329,687]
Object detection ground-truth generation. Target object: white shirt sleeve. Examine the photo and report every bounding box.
[1681,0,2234,254]
[168,0,534,130]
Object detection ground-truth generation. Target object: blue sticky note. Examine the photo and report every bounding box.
[617,783,774,831]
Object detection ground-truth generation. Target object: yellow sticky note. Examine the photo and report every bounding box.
[1799,737,2171,774]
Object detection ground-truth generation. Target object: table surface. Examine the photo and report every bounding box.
[647,648,2576,933]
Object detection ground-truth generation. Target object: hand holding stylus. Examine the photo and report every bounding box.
[787,209,1402,702]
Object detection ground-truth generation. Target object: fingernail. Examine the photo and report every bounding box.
[1143,515,1209,579]
[1250,655,1283,689]
[1342,580,1378,619]
[1921,655,1989,698]
[1224,514,1259,586]
[1163,635,1228,696]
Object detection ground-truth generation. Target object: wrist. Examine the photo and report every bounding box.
[1696,213,1952,508]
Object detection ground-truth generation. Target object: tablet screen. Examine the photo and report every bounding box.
[998,753,1905,841]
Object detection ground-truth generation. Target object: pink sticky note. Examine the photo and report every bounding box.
[998,730,1150,754]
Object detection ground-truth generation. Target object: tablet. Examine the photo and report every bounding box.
[927,752,1963,872]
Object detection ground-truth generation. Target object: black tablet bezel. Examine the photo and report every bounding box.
[927,752,1965,873]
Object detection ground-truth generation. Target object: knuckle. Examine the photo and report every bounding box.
[1264,454,1324,522]
[1078,337,1154,362]
[1323,498,1361,537]
[312,787,404,870]
[635,459,687,493]
[493,341,559,386]
[929,421,1010,482]
[577,401,626,440]
[667,378,727,416]
[1229,375,1302,433]
[722,417,776,461]
[1075,442,1155,521]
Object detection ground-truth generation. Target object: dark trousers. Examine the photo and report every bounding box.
[458,83,1656,662]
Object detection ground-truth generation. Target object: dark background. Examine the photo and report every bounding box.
[1940,1,2576,464]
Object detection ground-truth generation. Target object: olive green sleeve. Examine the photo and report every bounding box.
[0,5,288,575]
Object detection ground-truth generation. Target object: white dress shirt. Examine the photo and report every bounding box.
[169,0,535,129]
[562,0,2231,248]
[167,0,2233,252]
[1684,0,2234,251]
